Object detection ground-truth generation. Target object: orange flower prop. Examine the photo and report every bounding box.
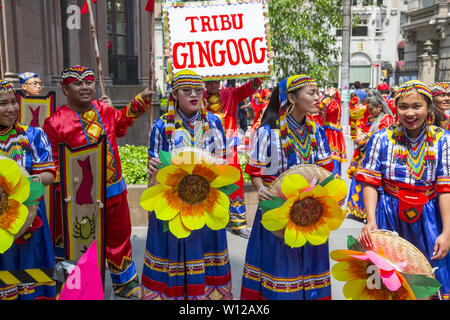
[330,236,441,300]
[260,173,346,248]
[0,158,31,253]
[140,151,240,238]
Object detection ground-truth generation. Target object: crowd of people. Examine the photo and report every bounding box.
[0,67,449,301]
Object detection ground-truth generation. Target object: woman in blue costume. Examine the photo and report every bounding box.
[358,80,450,300]
[241,75,338,300]
[141,70,232,300]
[0,80,56,300]
[346,89,394,222]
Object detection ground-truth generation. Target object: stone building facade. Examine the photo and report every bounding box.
[0,0,165,145]
[401,0,450,84]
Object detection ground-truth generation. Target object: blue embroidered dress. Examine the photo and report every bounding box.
[0,124,56,300]
[141,111,233,300]
[241,115,338,300]
[355,124,450,300]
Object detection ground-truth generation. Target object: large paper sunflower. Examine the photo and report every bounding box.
[140,150,240,238]
[330,235,441,300]
[0,158,31,253]
[260,173,346,248]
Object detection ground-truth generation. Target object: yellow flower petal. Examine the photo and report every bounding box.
[323,179,347,203]
[261,208,287,231]
[304,221,330,245]
[205,189,230,218]
[0,158,21,189]
[284,221,307,248]
[156,165,190,187]
[0,227,14,254]
[330,249,365,262]
[261,196,296,231]
[8,174,30,203]
[168,214,191,239]
[300,185,326,200]
[343,279,368,300]
[154,190,180,221]
[321,198,346,230]
[210,165,241,188]
[331,260,361,282]
[171,151,201,168]
[1,200,28,234]
[180,204,206,230]
[205,207,229,230]
[281,174,310,199]
[140,184,170,211]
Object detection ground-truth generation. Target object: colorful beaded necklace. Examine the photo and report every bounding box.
[287,114,317,164]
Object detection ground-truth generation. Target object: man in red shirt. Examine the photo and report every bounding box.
[43,65,153,299]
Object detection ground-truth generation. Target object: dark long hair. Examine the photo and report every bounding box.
[260,85,303,129]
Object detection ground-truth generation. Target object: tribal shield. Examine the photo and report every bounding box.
[58,135,107,286]
[16,91,58,250]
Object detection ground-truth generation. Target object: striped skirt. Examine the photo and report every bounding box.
[141,212,233,300]
[241,208,332,300]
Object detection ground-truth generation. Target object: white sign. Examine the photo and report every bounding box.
[163,0,272,80]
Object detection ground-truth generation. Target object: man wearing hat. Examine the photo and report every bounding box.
[19,72,44,96]
[43,65,153,299]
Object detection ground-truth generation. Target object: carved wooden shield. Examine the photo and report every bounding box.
[58,135,107,285]
[16,91,57,247]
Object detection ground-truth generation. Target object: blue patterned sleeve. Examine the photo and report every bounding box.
[437,130,450,192]
[355,130,385,186]
[245,125,272,177]
[313,124,335,173]
[148,117,166,159]
[27,126,56,175]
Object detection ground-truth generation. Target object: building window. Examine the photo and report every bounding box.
[336,17,368,37]
[107,0,138,85]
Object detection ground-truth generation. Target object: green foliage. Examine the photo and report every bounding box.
[118,144,148,185]
[268,0,343,86]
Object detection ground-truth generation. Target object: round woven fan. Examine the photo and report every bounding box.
[268,164,336,199]
[365,230,434,278]
[0,155,38,240]
[170,147,226,165]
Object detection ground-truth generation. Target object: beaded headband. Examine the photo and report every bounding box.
[19,72,40,85]
[394,80,432,103]
[0,80,15,95]
[61,65,95,86]
[166,70,208,148]
[279,74,317,157]
[430,82,450,97]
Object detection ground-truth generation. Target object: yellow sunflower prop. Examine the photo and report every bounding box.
[140,150,240,238]
[330,235,441,300]
[260,172,347,248]
[0,158,31,253]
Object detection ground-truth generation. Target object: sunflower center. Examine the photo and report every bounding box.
[0,186,8,216]
[290,197,323,227]
[177,174,210,205]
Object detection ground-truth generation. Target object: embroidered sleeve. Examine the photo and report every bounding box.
[245,126,271,177]
[355,131,384,186]
[30,127,56,176]
[313,125,335,173]
[148,117,165,159]
[116,93,151,137]
[437,131,450,193]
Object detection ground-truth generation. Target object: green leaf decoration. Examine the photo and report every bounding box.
[157,150,172,170]
[347,235,366,252]
[319,174,335,187]
[401,273,442,299]
[23,179,45,206]
[259,196,286,213]
[218,183,240,196]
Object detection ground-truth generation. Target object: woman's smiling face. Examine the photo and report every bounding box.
[396,92,429,138]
